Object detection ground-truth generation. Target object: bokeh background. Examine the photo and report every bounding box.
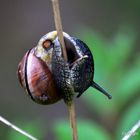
[0,0,140,140]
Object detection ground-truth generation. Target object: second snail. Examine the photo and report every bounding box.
[18,31,112,105]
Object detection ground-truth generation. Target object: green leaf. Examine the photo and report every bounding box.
[54,120,111,140]
[116,99,140,140]
[83,87,116,115]
[76,27,138,116]
[107,28,136,73]
[115,56,140,107]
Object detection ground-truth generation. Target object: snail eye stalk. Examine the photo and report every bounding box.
[91,81,112,99]
[77,81,112,99]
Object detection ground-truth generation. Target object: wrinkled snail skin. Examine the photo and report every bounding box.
[52,37,75,103]
[17,31,112,105]
[71,38,112,99]
[52,33,112,100]
[51,36,92,95]
[70,38,94,94]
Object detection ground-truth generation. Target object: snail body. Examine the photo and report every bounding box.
[18,31,111,105]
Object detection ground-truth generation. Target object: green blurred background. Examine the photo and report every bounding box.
[0,0,140,140]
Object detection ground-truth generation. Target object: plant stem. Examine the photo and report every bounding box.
[0,116,38,140]
[122,120,140,140]
[51,0,68,61]
[51,1,78,140]
[68,102,78,140]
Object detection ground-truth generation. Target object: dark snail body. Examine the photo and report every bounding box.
[18,31,111,105]
[70,38,94,96]
[52,36,94,101]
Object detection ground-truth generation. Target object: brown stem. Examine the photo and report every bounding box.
[51,1,78,140]
[67,102,78,140]
[51,0,68,61]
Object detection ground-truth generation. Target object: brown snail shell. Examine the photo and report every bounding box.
[18,48,61,105]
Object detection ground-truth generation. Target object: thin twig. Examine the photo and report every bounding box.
[68,102,78,140]
[51,0,68,61]
[122,120,140,140]
[0,116,38,140]
[51,0,78,140]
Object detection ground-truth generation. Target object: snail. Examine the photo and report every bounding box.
[18,31,112,105]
